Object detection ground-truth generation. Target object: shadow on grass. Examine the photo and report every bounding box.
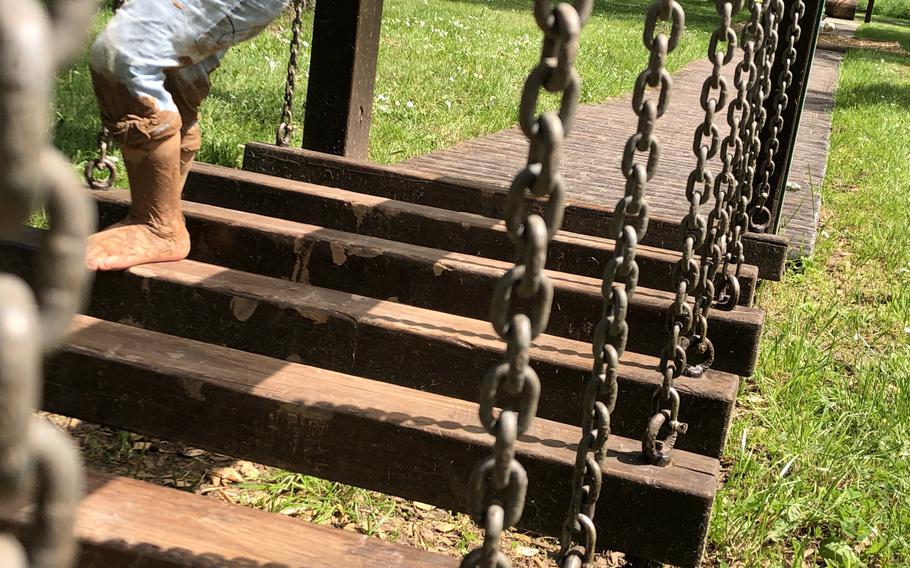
[836,51,910,109]
[856,18,910,50]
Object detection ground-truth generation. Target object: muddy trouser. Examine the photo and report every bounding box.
[90,0,289,153]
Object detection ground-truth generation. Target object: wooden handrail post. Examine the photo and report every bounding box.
[302,0,384,159]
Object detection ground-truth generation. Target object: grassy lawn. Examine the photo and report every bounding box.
[709,20,910,568]
[858,0,910,21]
[47,2,910,567]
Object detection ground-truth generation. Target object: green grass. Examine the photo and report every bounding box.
[55,0,725,183]
[709,23,910,568]
[855,16,910,50]
[858,0,910,21]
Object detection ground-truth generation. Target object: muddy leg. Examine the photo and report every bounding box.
[85,71,190,271]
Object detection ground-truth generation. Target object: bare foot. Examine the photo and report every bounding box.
[86,218,190,271]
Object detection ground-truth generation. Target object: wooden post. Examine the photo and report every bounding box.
[301,0,383,159]
[865,0,875,22]
[753,0,825,234]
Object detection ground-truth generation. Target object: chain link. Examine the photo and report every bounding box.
[750,0,805,231]
[2,0,95,565]
[276,0,305,146]
[463,1,589,566]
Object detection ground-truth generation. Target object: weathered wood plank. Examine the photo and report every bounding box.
[183,162,759,305]
[242,142,784,282]
[43,315,718,567]
[0,468,458,567]
[0,240,737,457]
[93,190,763,376]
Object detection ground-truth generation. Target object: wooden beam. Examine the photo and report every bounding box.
[93,190,764,377]
[302,0,383,157]
[242,142,787,281]
[43,316,719,567]
[0,469,458,567]
[182,162,759,305]
[0,240,737,458]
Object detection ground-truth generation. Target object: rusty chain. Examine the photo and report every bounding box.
[722,0,783,288]
[276,0,305,146]
[713,0,763,310]
[669,0,744,381]
[1,0,96,565]
[750,0,806,231]
[631,1,689,469]
[84,0,123,189]
[462,1,590,566]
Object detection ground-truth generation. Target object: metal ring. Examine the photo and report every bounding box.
[83,157,117,190]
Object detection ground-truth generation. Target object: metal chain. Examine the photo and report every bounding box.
[84,0,123,190]
[671,0,744,380]
[276,0,305,146]
[628,1,690,469]
[2,0,96,565]
[557,1,684,562]
[713,0,764,310]
[84,127,117,190]
[725,0,783,284]
[462,1,590,567]
[750,0,805,231]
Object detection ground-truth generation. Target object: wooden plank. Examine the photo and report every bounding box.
[43,315,719,567]
[0,469,458,567]
[0,240,737,458]
[93,190,764,377]
[302,0,383,157]
[242,141,784,282]
[183,161,759,305]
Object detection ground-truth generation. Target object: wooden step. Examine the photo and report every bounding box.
[242,142,787,281]
[93,189,764,377]
[0,238,736,457]
[0,468,458,567]
[43,315,719,567]
[182,162,759,305]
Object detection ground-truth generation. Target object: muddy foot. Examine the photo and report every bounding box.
[86,218,190,271]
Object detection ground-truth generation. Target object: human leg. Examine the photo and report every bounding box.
[86,0,287,271]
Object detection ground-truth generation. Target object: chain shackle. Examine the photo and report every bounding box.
[559,0,684,560]
[276,0,305,146]
[464,1,585,566]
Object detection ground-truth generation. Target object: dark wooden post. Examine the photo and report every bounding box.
[865,0,875,22]
[302,0,383,159]
[752,0,825,234]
